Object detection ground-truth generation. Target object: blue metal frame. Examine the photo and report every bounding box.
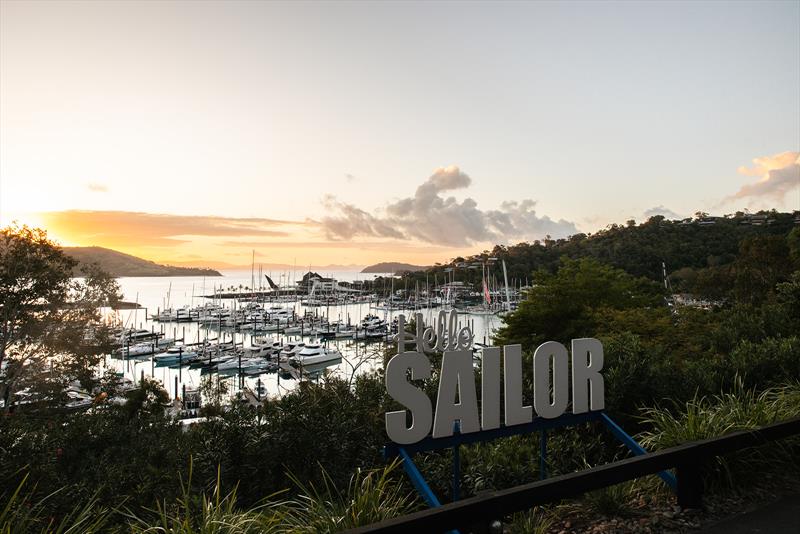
[600,412,677,490]
[396,447,441,507]
[386,410,676,516]
[385,411,602,457]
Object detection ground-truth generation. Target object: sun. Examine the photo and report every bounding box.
[0,211,79,246]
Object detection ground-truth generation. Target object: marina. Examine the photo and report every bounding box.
[102,269,510,410]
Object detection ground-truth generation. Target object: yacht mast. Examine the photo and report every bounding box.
[502,259,511,312]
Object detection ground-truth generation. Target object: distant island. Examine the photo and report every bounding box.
[63,247,222,277]
[361,262,428,274]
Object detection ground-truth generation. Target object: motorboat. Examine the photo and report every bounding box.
[154,346,199,366]
[279,342,305,362]
[247,338,279,358]
[334,328,356,339]
[289,344,342,367]
[218,356,266,373]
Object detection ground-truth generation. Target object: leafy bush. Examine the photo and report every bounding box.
[729,336,800,389]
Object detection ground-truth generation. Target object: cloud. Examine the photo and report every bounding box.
[87,182,108,193]
[321,166,578,246]
[218,239,457,253]
[728,151,799,202]
[39,210,297,248]
[321,196,406,240]
[643,205,682,220]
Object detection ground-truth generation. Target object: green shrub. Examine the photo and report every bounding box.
[582,481,634,517]
[504,506,557,534]
[729,337,800,389]
[638,381,800,489]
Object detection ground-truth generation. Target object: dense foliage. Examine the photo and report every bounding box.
[0,225,122,410]
[396,210,798,290]
[1,215,799,531]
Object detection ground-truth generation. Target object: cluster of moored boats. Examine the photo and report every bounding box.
[113,335,344,377]
[149,303,395,340]
[110,311,399,379]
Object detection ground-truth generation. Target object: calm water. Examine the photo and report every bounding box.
[106,270,503,402]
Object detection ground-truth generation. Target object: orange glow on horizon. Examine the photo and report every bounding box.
[18,210,476,268]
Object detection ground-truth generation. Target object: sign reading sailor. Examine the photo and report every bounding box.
[385,310,605,445]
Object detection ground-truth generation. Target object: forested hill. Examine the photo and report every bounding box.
[399,211,800,290]
[361,262,428,274]
[64,247,222,277]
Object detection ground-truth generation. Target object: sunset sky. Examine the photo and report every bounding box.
[1,1,798,268]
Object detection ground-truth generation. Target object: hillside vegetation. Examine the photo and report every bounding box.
[398,210,799,295]
[64,246,221,277]
[361,262,427,274]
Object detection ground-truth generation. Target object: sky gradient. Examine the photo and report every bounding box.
[1,1,798,267]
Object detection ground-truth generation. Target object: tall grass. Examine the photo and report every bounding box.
[638,380,800,489]
[125,459,416,533]
[3,459,417,533]
[582,481,635,517]
[279,459,418,532]
[0,474,111,534]
[504,506,557,534]
[127,464,285,534]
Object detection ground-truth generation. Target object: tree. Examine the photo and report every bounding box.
[122,376,171,420]
[0,225,121,410]
[732,235,791,304]
[494,257,663,349]
[775,270,800,331]
[199,374,231,416]
[787,227,800,267]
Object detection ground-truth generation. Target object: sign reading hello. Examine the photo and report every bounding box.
[385,311,605,445]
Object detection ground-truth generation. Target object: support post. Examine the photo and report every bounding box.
[452,443,460,501]
[452,421,461,501]
[676,460,703,509]
[540,429,547,480]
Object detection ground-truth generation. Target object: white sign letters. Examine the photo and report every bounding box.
[395,310,474,353]
[385,313,605,445]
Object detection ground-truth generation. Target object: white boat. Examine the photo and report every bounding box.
[65,389,94,410]
[247,338,279,357]
[218,357,264,372]
[353,325,388,341]
[289,344,342,367]
[334,328,356,339]
[282,324,305,334]
[115,339,173,358]
[118,329,156,341]
[154,346,199,364]
[279,342,305,362]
